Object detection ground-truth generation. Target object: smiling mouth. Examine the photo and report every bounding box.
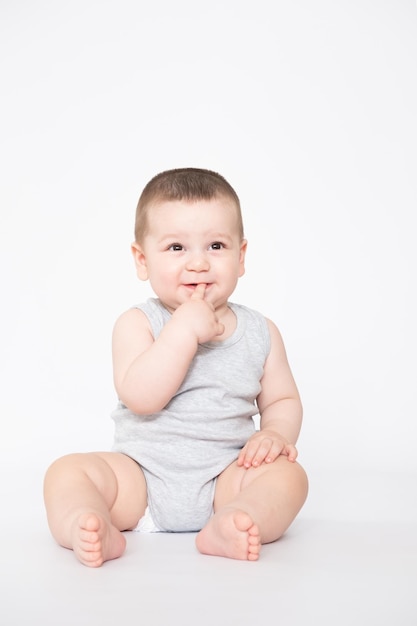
[185,283,211,288]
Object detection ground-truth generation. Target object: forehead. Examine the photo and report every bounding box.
[147,198,240,231]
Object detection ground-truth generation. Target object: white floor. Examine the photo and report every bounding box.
[2,468,416,626]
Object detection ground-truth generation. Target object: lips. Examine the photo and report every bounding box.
[184,283,211,289]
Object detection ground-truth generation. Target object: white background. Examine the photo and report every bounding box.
[0,1,416,517]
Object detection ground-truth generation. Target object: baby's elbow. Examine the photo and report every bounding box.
[115,379,158,415]
[119,392,166,416]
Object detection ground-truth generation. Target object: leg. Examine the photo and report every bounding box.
[43,451,147,567]
[195,456,308,561]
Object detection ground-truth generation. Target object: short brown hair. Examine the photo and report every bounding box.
[134,167,244,243]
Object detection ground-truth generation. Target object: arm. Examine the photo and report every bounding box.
[237,318,303,468]
[112,284,224,414]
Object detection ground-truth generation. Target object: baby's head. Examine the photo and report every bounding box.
[134,168,244,244]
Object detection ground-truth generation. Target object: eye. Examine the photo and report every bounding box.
[209,241,224,250]
[168,243,184,251]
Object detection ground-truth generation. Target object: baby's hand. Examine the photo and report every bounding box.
[173,284,224,344]
[237,429,298,469]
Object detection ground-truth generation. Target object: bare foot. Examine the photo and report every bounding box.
[71,513,126,567]
[196,509,261,561]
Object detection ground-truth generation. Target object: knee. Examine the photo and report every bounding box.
[44,452,97,487]
[292,460,309,502]
[271,456,309,502]
[45,452,86,474]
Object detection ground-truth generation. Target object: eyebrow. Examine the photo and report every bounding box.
[157,231,234,243]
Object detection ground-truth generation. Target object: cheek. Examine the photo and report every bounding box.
[150,262,179,286]
[227,257,244,276]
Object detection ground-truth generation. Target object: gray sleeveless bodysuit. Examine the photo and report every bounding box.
[111,298,270,532]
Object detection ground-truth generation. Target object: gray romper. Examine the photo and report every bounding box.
[111,298,271,532]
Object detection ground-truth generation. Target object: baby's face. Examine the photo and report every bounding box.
[132,197,247,312]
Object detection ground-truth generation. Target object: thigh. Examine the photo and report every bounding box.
[213,459,247,511]
[94,451,148,530]
[213,455,307,512]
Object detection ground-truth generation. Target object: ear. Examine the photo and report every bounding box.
[238,239,248,277]
[131,242,149,281]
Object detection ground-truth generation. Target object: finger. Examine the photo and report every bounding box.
[237,441,256,468]
[283,444,298,462]
[191,283,206,300]
[215,321,225,336]
[239,440,259,468]
[237,447,246,466]
[251,438,276,467]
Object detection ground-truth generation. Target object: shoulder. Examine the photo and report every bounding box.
[229,302,271,355]
[230,302,267,325]
[111,304,155,370]
[232,303,287,357]
[112,302,152,339]
[112,298,168,343]
[263,317,291,365]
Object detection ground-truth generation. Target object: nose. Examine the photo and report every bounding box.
[185,250,210,272]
